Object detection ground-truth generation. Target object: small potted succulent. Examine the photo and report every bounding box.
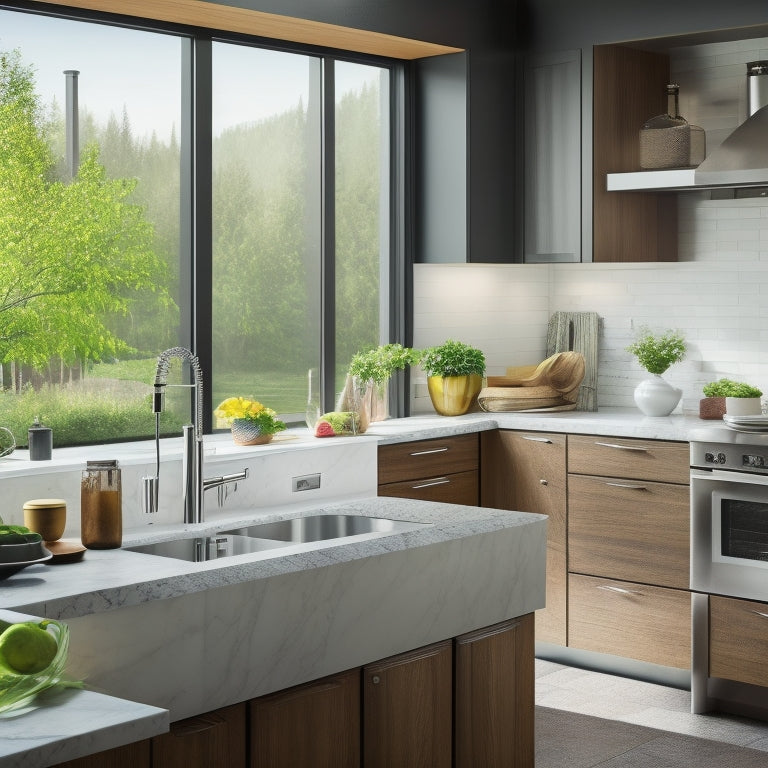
[213,397,287,445]
[626,328,686,417]
[702,379,763,418]
[417,339,486,416]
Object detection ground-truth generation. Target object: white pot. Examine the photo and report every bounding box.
[633,375,682,417]
[725,397,762,417]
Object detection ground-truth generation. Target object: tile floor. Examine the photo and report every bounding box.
[535,659,768,767]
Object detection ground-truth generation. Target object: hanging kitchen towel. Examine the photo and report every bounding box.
[546,311,601,411]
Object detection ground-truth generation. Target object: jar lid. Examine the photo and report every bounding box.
[23,498,67,510]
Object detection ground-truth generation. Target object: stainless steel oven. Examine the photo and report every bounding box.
[690,426,768,716]
[691,427,768,601]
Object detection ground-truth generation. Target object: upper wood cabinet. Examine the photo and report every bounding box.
[481,430,567,645]
[592,44,677,262]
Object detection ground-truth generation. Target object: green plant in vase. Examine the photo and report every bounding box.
[417,339,486,416]
[626,328,686,417]
[345,343,418,423]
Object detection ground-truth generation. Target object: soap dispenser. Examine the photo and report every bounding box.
[28,417,52,461]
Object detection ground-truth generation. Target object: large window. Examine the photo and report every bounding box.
[0,7,395,446]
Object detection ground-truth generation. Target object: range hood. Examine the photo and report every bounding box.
[607,63,768,193]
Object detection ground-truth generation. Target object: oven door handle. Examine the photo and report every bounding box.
[690,468,768,486]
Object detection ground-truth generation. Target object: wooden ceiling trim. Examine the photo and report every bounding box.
[29,0,464,59]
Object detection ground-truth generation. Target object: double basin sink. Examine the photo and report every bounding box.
[125,514,429,563]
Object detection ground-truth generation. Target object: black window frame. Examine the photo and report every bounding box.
[1,0,412,436]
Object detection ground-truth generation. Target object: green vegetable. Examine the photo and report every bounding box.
[317,411,361,436]
[0,525,43,545]
[702,378,763,398]
[0,621,58,674]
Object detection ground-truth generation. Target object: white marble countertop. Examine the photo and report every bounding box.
[365,407,706,444]
[0,608,168,768]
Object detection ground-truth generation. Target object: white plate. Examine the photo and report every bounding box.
[723,414,768,426]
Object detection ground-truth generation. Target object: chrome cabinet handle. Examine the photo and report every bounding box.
[410,447,449,456]
[597,585,644,596]
[594,441,648,452]
[750,610,768,620]
[605,482,648,490]
[412,478,450,489]
[523,436,553,444]
[540,479,548,486]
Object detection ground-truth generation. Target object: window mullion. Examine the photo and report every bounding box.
[321,57,336,414]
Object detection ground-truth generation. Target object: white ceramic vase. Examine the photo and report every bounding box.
[633,374,682,417]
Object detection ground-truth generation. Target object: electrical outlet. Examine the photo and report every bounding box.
[292,473,321,492]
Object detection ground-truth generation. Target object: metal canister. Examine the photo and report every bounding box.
[81,460,122,549]
[28,417,52,461]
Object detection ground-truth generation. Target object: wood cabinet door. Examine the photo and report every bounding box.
[53,739,151,768]
[249,670,360,768]
[454,614,535,768]
[378,469,478,505]
[481,431,567,645]
[568,434,689,484]
[569,473,690,588]
[377,434,478,485]
[152,703,246,768]
[710,595,768,687]
[363,641,452,768]
[568,574,691,669]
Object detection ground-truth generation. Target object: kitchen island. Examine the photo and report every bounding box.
[1,495,546,767]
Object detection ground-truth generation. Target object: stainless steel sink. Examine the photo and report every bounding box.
[124,534,289,562]
[220,514,426,543]
[124,514,429,563]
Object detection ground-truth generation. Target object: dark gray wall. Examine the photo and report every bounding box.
[522,0,768,52]
[215,0,520,264]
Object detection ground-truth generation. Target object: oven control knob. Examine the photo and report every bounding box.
[717,452,727,464]
[705,452,715,463]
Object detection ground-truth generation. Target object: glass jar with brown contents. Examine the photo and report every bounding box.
[81,459,122,549]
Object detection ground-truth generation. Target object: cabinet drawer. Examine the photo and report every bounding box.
[568,574,691,669]
[567,435,689,484]
[568,474,689,588]
[378,434,478,485]
[378,469,478,506]
[710,596,768,687]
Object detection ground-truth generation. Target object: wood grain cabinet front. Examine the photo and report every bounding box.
[567,435,691,667]
[53,739,151,768]
[378,433,479,505]
[481,430,567,645]
[454,614,535,768]
[363,641,453,768]
[249,670,361,768]
[568,574,691,669]
[710,595,768,688]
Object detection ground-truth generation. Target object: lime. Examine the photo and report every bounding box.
[0,621,58,674]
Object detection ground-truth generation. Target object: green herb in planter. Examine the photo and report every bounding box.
[418,340,486,378]
[702,379,763,398]
[626,328,685,375]
[348,344,417,386]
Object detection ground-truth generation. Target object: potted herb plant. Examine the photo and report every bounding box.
[417,339,486,416]
[702,378,763,418]
[346,343,417,423]
[626,328,686,416]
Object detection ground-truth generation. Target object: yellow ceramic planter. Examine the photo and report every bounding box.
[427,374,483,416]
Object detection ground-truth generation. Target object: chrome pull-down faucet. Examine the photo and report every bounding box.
[142,346,249,524]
